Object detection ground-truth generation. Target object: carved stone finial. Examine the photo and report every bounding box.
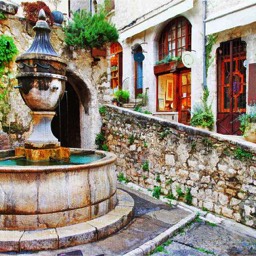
[38,9,46,20]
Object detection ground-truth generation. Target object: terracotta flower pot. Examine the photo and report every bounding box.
[244,122,256,143]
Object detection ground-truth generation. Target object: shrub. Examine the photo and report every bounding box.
[0,35,18,75]
[64,9,118,49]
[190,87,214,130]
[114,89,130,104]
[21,1,53,26]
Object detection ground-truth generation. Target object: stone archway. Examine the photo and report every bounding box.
[51,70,95,149]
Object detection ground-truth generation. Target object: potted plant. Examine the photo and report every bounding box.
[190,87,214,131]
[154,55,182,75]
[113,90,130,105]
[239,104,256,143]
[64,8,118,57]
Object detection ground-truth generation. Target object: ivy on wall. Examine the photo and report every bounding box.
[206,33,218,77]
[0,35,18,128]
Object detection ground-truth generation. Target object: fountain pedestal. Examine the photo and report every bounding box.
[25,111,59,149]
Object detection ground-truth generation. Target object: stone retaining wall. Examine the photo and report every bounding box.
[101,105,256,228]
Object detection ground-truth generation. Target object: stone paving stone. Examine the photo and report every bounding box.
[146,208,190,225]
[172,221,256,256]
[90,215,170,255]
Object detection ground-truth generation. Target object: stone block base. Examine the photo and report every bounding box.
[15,147,70,161]
[0,190,134,252]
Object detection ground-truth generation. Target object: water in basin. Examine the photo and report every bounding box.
[0,153,103,166]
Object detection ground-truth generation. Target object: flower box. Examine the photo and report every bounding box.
[154,61,184,75]
[91,47,107,58]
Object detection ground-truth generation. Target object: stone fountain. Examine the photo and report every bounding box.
[0,10,134,252]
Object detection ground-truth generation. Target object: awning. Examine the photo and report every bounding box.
[206,2,256,35]
[119,0,194,41]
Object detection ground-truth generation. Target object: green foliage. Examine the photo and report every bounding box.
[190,87,214,130]
[101,144,109,151]
[142,160,149,171]
[196,247,215,255]
[159,129,170,140]
[64,9,118,49]
[185,188,192,205]
[176,186,184,199]
[165,191,176,200]
[95,132,106,150]
[0,35,18,127]
[99,105,107,115]
[0,11,6,20]
[202,137,213,148]
[152,186,161,199]
[238,104,256,134]
[134,105,152,114]
[191,141,197,151]
[136,93,148,107]
[206,34,218,77]
[117,172,129,183]
[166,178,173,185]
[233,147,253,161]
[155,174,161,183]
[0,35,18,75]
[114,89,130,103]
[128,134,135,144]
[155,55,181,65]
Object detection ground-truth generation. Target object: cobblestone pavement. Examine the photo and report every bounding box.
[150,215,256,256]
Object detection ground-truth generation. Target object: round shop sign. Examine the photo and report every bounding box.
[182,51,195,68]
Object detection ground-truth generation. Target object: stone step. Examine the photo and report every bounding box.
[0,190,134,252]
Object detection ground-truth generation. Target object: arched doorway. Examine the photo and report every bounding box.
[52,81,81,148]
[133,44,144,98]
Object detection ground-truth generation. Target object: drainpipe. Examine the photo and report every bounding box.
[90,0,92,13]
[202,0,207,89]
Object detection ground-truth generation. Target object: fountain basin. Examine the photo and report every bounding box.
[0,149,117,231]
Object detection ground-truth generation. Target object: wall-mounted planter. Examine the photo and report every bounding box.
[91,47,107,58]
[154,61,184,75]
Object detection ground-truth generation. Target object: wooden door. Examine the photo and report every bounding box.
[178,71,191,124]
[217,39,246,135]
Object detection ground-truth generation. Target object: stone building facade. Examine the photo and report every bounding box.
[107,0,256,135]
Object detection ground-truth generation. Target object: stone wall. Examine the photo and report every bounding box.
[0,16,110,148]
[101,105,256,228]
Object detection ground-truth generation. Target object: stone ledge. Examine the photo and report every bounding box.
[0,189,134,252]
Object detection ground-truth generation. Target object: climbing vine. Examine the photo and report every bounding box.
[206,34,218,77]
[0,35,18,128]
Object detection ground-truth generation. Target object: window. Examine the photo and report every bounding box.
[156,17,192,125]
[158,17,191,61]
